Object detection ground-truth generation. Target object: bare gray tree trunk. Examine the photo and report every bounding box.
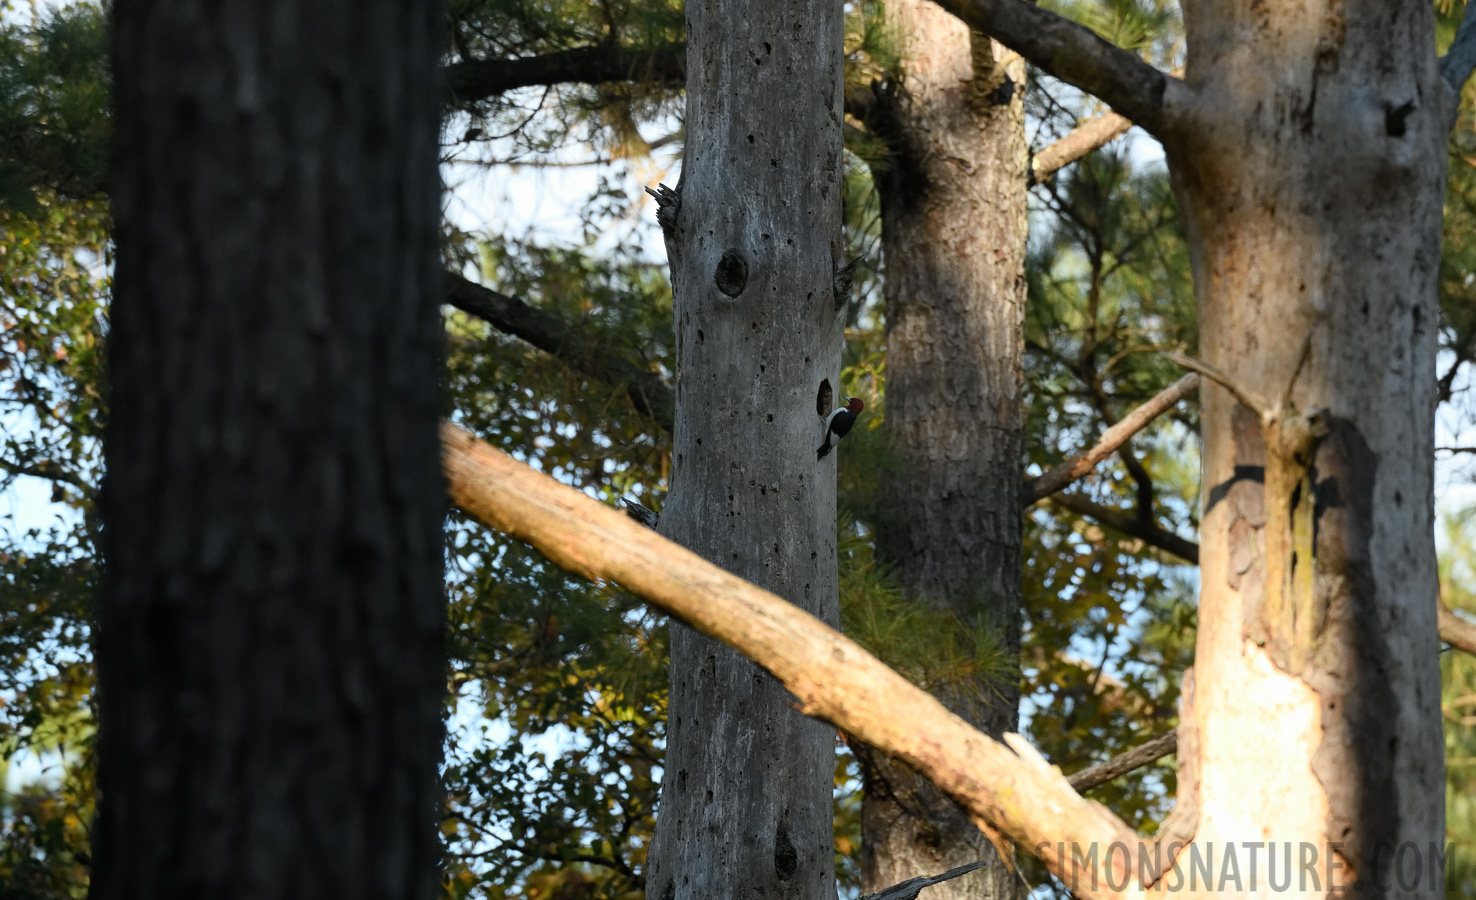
[643,0,846,898]
[95,1,445,897]
[858,4,1026,898]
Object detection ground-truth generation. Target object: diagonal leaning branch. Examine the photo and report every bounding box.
[930,0,1194,143]
[441,423,1144,900]
[1031,112,1133,183]
[444,273,675,429]
[1026,374,1198,503]
[1067,731,1178,794]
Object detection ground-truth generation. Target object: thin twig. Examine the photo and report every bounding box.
[1163,351,1272,421]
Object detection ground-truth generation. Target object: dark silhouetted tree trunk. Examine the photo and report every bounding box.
[94,1,446,897]
[642,0,845,897]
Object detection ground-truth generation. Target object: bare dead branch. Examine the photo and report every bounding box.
[1027,374,1198,503]
[1163,351,1272,421]
[1047,492,1200,565]
[1067,730,1178,793]
[929,0,1194,142]
[444,272,674,429]
[1030,112,1132,184]
[445,43,686,106]
[441,424,1144,900]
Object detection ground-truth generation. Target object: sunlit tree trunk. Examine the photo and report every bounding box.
[1160,0,1446,888]
[861,2,1026,898]
[95,1,446,897]
[643,0,846,897]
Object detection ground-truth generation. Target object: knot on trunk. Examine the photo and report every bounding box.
[715,248,748,297]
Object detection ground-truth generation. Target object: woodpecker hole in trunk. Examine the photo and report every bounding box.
[817,379,832,416]
[715,248,748,297]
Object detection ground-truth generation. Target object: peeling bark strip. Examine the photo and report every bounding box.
[441,425,1145,900]
[644,2,847,899]
[97,2,447,897]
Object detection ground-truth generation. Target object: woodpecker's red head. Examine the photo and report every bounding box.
[845,397,864,413]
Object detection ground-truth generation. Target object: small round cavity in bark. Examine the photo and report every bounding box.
[715,248,748,297]
[817,379,833,416]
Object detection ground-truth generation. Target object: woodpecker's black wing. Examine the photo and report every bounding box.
[818,407,851,459]
[860,860,989,900]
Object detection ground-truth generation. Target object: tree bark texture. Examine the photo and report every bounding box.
[96,3,445,899]
[642,1,846,899]
[1164,1,1446,891]
[861,3,1027,897]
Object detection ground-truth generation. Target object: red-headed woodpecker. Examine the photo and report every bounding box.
[817,396,865,460]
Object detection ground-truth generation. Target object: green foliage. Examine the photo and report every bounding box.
[1015,144,1200,894]
[840,520,1015,706]
[1043,0,1179,57]
[1443,514,1476,898]
[440,528,665,900]
[444,0,685,162]
[1441,131,1476,430]
[2,4,1475,900]
[0,200,105,898]
[0,3,109,213]
[0,197,108,510]
[446,232,673,488]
